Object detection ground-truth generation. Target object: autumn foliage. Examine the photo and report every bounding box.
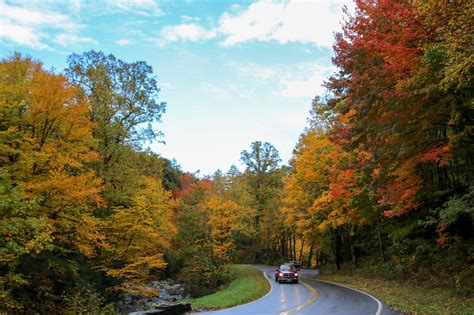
[282,0,473,287]
[0,53,175,312]
[1,1,473,312]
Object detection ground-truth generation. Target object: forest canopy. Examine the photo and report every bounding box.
[0,0,473,312]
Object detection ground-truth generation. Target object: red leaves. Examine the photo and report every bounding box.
[330,168,357,201]
[377,177,421,217]
[173,173,213,200]
[418,146,450,165]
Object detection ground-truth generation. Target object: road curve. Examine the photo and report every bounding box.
[195,265,399,315]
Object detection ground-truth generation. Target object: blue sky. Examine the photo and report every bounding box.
[0,0,353,175]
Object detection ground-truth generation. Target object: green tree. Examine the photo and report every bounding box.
[65,51,167,207]
[240,141,283,262]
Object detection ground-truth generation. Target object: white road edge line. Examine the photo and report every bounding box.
[308,278,383,315]
[199,267,274,314]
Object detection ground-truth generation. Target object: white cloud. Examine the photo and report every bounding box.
[199,82,228,97]
[0,19,50,50]
[108,0,163,16]
[181,15,200,23]
[219,0,351,47]
[0,0,80,31]
[277,71,327,98]
[229,4,242,12]
[156,0,352,47]
[158,24,217,45]
[229,61,278,80]
[276,62,335,98]
[218,0,286,46]
[228,60,334,99]
[0,0,93,50]
[54,33,97,47]
[115,38,133,46]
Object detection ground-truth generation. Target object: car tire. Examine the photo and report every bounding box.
[294,280,299,284]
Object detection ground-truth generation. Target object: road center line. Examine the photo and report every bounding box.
[278,279,318,315]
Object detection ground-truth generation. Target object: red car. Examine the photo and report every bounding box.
[275,264,299,283]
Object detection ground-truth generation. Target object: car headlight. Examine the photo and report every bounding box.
[279,272,283,276]
[295,273,298,276]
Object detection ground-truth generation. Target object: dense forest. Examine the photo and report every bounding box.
[1,0,473,313]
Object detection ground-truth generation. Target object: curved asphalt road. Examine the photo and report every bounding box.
[195,265,399,315]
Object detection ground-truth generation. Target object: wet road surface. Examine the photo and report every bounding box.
[195,265,399,315]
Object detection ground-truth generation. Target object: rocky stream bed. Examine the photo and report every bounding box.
[117,279,192,315]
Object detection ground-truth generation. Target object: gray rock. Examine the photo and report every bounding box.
[119,279,191,314]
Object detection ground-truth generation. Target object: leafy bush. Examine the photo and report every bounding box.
[178,256,231,297]
[64,286,114,315]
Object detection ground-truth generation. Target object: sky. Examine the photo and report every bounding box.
[0,0,354,175]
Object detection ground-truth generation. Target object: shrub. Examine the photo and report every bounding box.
[178,256,231,297]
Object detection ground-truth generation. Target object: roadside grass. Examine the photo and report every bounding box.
[188,265,270,311]
[316,268,474,315]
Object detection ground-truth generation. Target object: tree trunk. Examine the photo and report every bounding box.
[268,237,279,264]
[376,215,386,262]
[331,229,341,270]
[350,226,357,269]
[307,244,314,268]
[288,231,292,260]
[292,234,297,261]
[299,239,305,262]
[281,233,286,259]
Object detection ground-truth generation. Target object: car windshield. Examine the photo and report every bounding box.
[280,265,294,271]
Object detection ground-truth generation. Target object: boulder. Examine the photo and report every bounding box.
[128,302,192,315]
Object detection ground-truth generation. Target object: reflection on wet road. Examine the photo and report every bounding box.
[195,265,399,315]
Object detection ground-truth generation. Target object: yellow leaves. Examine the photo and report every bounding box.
[75,216,108,258]
[107,254,167,297]
[100,176,176,294]
[339,108,357,124]
[283,129,347,236]
[0,54,181,301]
[205,196,241,264]
[0,55,106,269]
[283,127,360,242]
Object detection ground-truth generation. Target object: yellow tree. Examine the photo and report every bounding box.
[101,176,177,296]
[205,196,241,265]
[0,54,104,256]
[0,54,104,311]
[282,128,352,267]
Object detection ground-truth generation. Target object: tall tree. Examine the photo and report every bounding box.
[65,51,166,207]
[0,54,104,312]
[240,141,283,262]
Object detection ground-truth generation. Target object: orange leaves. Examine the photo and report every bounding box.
[283,128,358,236]
[339,108,357,124]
